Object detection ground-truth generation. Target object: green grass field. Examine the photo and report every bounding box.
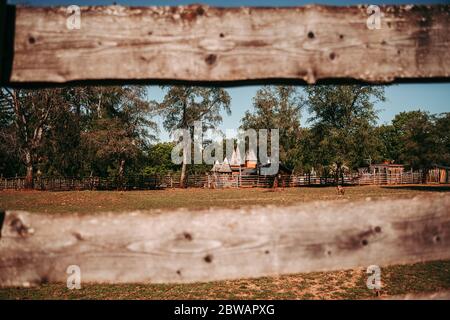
[1,184,449,214]
[1,185,449,299]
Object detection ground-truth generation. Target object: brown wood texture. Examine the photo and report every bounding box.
[6,4,450,84]
[0,194,449,287]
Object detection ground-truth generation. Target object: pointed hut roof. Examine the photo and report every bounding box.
[211,158,232,173]
[230,149,238,166]
[218,162,232,173]
[245,149,257,161]
[211,159,220,172]
[235,147,242,164]
[230,148,242,166]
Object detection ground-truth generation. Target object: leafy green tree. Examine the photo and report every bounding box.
[143,142,179,174]
[0,86,157,187]
[81,86,157,181]
[375,124,400,163]
[433,112,450,166]
[374,111,448,172]
[158,86,231,187]
[305,85,385,182]
[240,85,304,168]
[289,127,315,174]
[0,88,64,188]
[391,110,438,174]
[39,89,84,177]
[0,101,21,177]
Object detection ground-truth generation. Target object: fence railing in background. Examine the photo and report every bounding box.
[357,172,424,185]
[0,172,431,191]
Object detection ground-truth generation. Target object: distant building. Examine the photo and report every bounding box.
[245,149,257,169]
[369,162,405,175]
[358,161,405,184]
[211,158,232,174]
[428,164,450,184]
[210,147,290,176]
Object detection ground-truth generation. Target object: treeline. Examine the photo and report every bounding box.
[0,86,158,188]
[1,85,449,188]
[241,86,450,179]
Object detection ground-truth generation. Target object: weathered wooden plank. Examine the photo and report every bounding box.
[5,4,450,84]
[0,194,449,287]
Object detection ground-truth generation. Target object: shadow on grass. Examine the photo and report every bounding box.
[381,185,450,192]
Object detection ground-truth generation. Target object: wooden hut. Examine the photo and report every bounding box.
[428,165,450,184]
[369,162,405,184]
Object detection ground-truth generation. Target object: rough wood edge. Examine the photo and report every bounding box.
[4,4,450,85]
[0,194,449,287]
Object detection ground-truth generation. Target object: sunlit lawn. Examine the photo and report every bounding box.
[1,184,449,214]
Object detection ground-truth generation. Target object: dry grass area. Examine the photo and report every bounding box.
[1,260,449,300]
[0,184,449,300]
[1,184,449,214]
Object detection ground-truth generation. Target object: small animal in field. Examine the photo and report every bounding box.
[336,185,345,195]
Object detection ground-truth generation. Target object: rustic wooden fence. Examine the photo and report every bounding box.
[356,172,424,185]
[0,3,449,295]
[0,172,427,191]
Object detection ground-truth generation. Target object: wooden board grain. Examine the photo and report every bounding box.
[5,4,450,84]
[0,194,449,287]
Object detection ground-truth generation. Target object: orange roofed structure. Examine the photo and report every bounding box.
[211,148,258,175]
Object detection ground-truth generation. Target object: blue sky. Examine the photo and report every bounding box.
[10,0,450,140]
[150,84,450,141]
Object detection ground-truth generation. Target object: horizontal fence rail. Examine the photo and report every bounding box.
[0,194,449,286]
[3,4,450,85]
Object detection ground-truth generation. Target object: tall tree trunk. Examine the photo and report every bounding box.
[24,151,34,189]
[180,159,187,188]
[180,96,188,189]
[335,163,342,185]
[118,159,125,190]
[118,159,126,178]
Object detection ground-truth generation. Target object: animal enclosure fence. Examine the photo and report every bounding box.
[0,172,426,191]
